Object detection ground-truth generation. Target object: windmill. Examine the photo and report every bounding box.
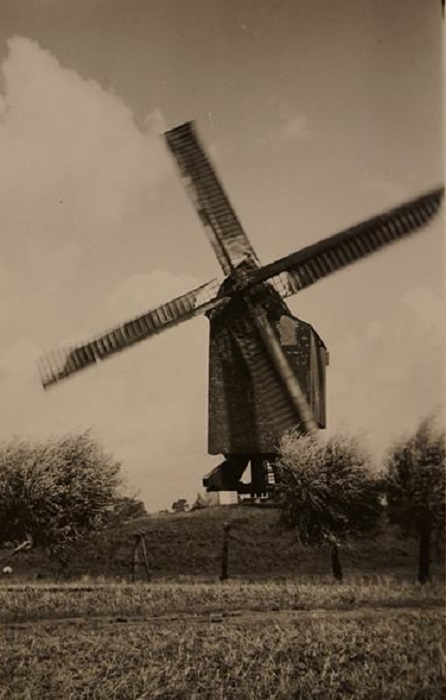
[38,122,443,498]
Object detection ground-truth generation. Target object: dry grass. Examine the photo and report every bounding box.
[0,576,443,624]
[1,609,444,699]
[0,578,445,699]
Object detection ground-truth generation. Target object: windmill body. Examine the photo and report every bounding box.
[38,121,443,499]
[208,277,327,455]
[204,273,328,496]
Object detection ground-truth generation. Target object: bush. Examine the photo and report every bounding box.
[275,431,382,579]
[0,431,121,566]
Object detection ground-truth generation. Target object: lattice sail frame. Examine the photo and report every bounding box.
[39,279,225,388]
[165,122,260,275]
[165,122,298,298]
[250,188,444,297]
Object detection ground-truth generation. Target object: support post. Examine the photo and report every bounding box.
[250,456,268,498]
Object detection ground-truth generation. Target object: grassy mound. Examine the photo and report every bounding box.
[3,505,443,581]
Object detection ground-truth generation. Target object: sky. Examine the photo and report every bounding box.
[0,0,443,511]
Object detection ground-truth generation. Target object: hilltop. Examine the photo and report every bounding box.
[3,505,443,581]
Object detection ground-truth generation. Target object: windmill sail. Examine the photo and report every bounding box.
[165,122,261,275]
[39,279,225,388]
[250,187,443,296]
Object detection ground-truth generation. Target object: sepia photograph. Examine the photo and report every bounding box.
[0,1,444,698]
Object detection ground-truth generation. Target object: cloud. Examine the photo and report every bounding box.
[277,114,311,142]
[365,320,383,340]
[0,37,171,273]
[0,39,196,469]
[326,286,444,453]
[363,178,407,204]
[106,270,201,324]
[0,338,41,376]
[260,97,311,146]
[0,37,182,347]
[0,36,212,513]
[401,287,444,342]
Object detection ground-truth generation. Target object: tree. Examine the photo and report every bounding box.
[0,431,121,566]
[384,416,445,584]
[275,431,382,580]
[171,498,189,513]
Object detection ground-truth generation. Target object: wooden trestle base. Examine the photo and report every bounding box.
[203,453,278,499]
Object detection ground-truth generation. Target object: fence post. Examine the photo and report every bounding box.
[140,534,151,582]
[220,522,231,581]
[131,534,139,583]
[131,529,151,582]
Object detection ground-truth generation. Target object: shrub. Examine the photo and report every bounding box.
[275,431,382,579]
[0,431,121,566]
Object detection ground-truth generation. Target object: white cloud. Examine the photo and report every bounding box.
[277,114,311,142]
[0,36,171,266]
[0,37,212,513]
[365,320,383,340]
[326,285,444,453]
[141,107,167,135]
[0,37,184,349]
[401,287,444,342]
[106,270,201,323]
[259,98,311,146]
[363,178,407,205]
[0,338,41,375]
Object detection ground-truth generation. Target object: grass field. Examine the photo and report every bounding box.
[1,507,444,698]
[0,577,443,623]
[1,578,444,699]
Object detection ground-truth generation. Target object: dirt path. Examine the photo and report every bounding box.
[2,604,443,631]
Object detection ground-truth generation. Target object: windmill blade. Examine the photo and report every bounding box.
[39,279,226,389]
[245,301,319,435]
[249,187,444,296]
[165,122,261,275]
